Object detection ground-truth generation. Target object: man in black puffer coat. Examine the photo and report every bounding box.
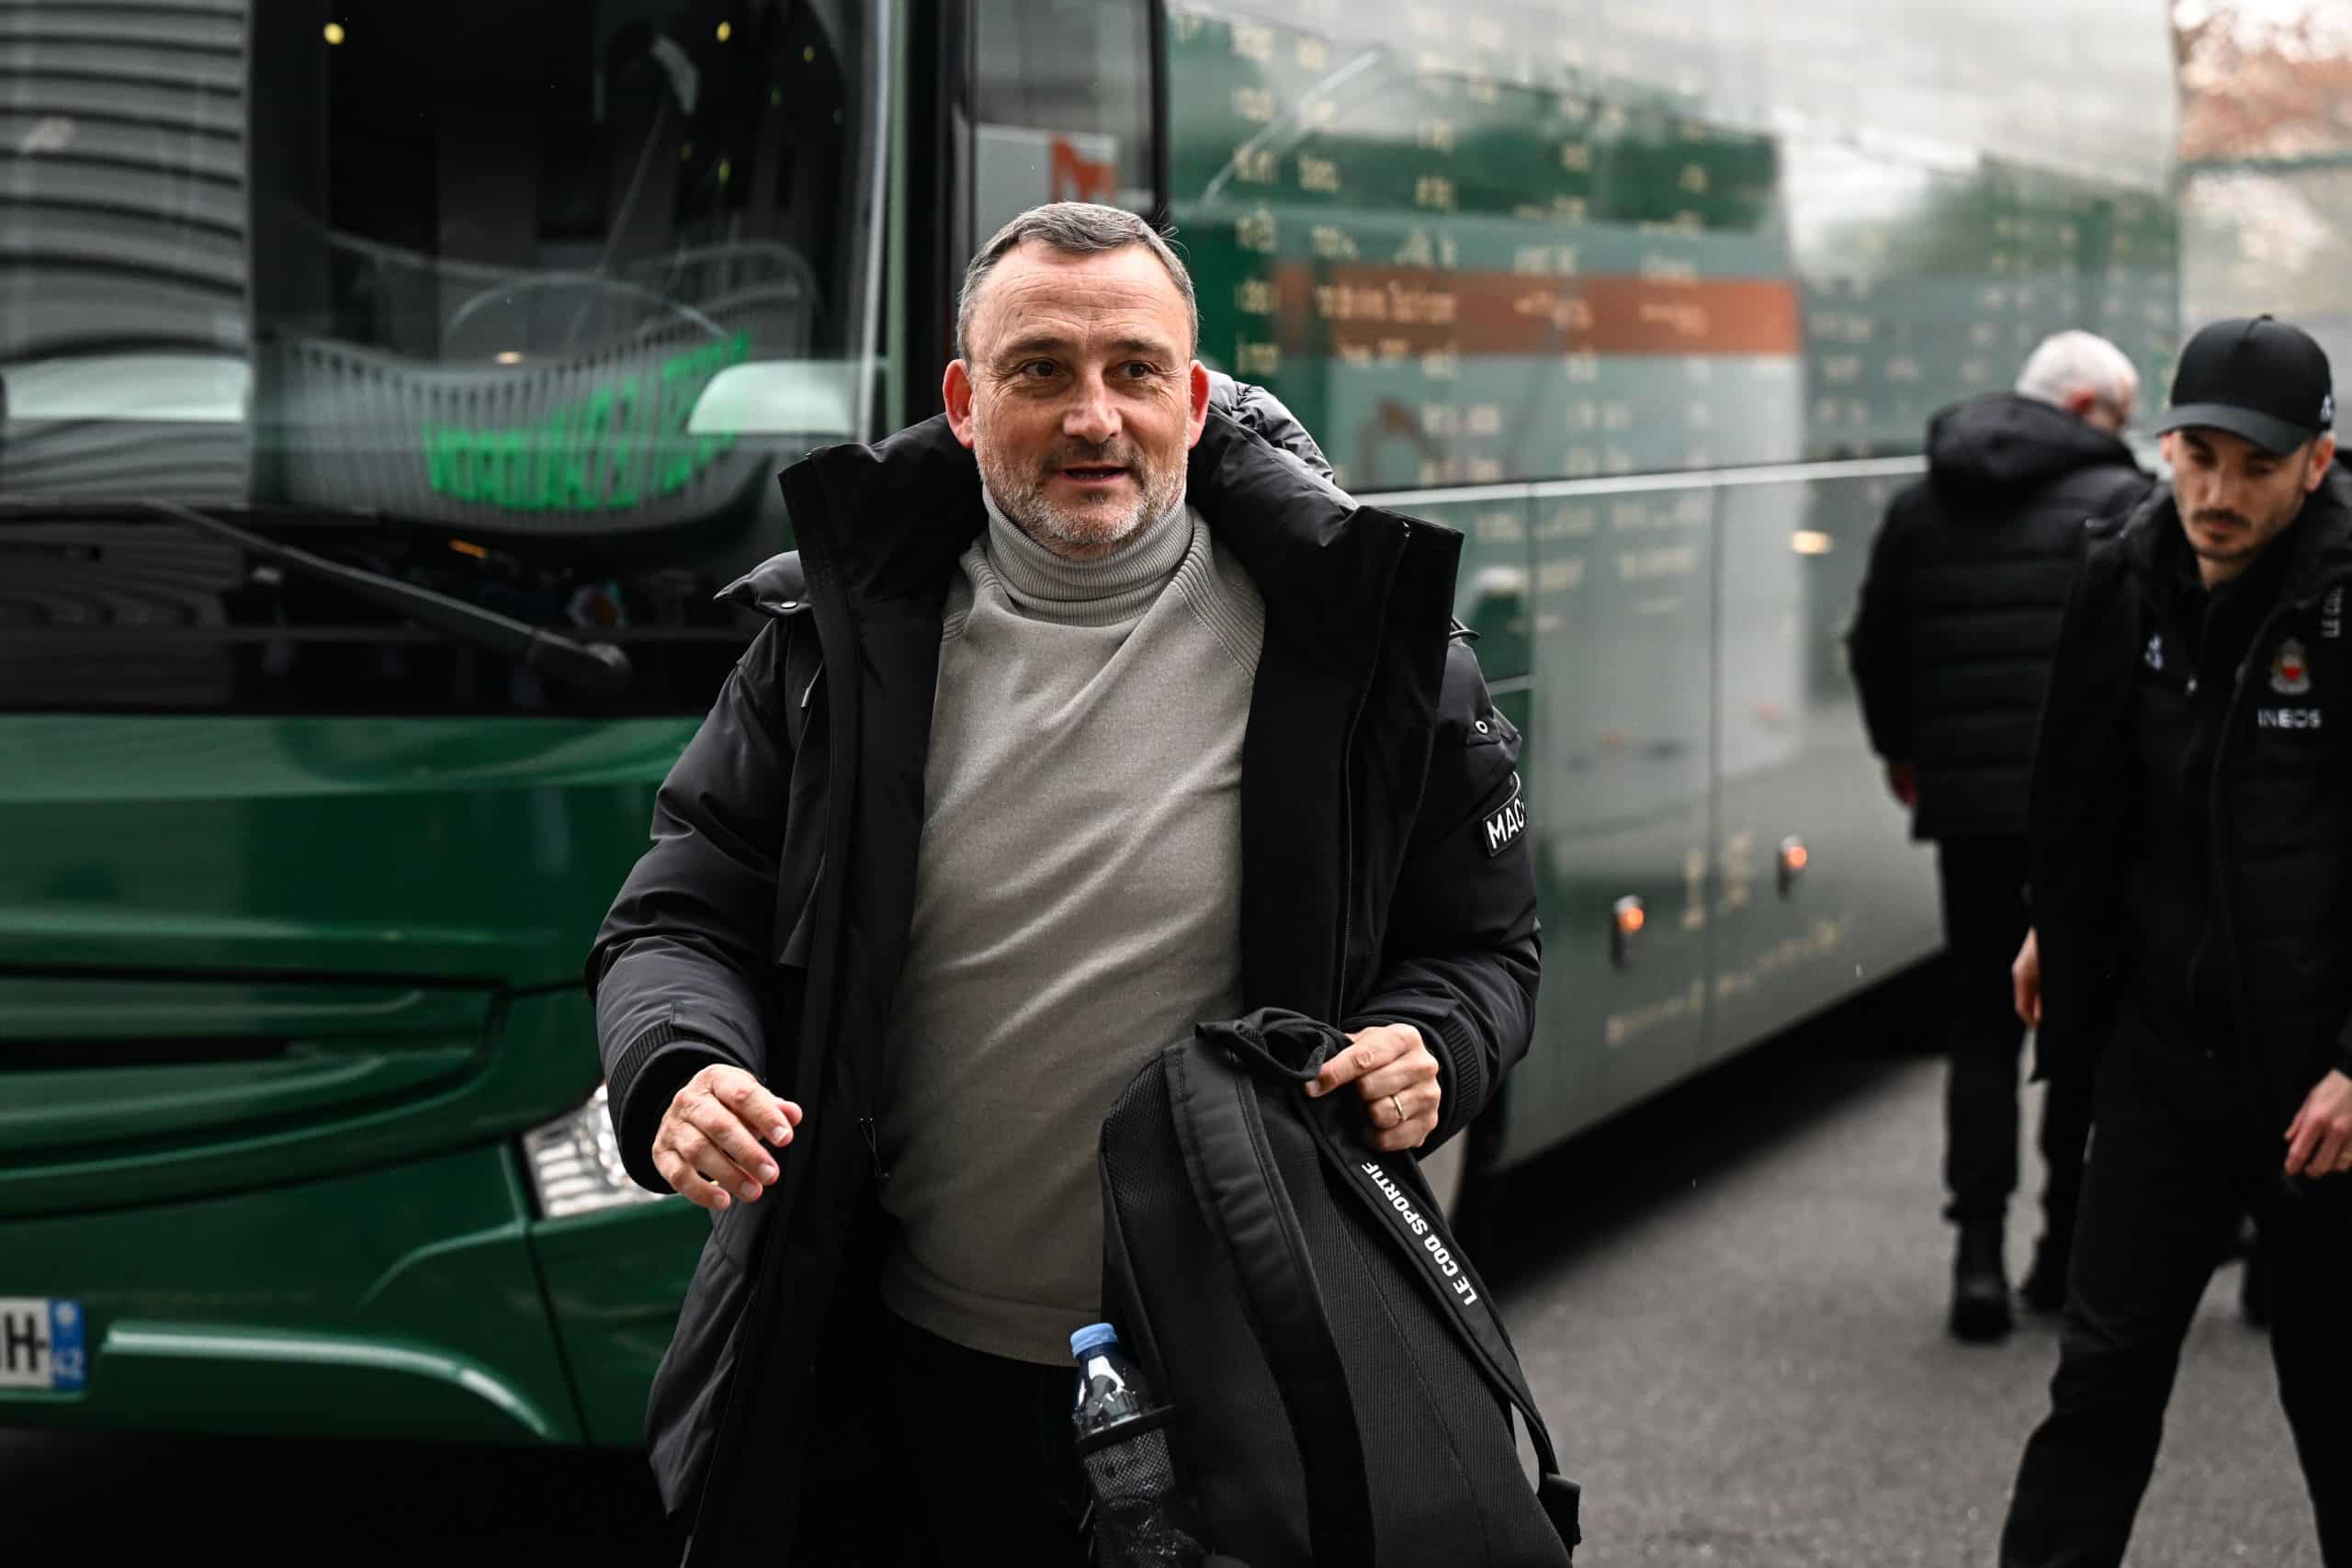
[585,203,1537,1567]
[2001,315,2352,1567]
[1849,332,2152,1340]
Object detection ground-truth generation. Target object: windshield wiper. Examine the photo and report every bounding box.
[0,498,635,696]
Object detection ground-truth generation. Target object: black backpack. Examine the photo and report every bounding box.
[1097,1009,1582,1566]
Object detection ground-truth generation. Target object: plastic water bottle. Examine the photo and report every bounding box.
[1070,1323,1209,1566]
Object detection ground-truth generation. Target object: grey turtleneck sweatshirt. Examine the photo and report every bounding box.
[876,491,1265,1365]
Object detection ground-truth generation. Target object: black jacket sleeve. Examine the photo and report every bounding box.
[585,618,797,1191]
[1343,637,1539,1151]
[2020,525,2133,1086]
[2330,467,2352,1083]
[1848,487,1920,762]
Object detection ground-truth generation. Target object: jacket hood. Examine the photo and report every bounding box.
[1927,392,2137,498]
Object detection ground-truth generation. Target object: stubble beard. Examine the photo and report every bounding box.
[2186,454,2314,570]
[974,414,1186,558]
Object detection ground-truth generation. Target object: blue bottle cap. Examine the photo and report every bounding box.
[1069,1323,1120,1359]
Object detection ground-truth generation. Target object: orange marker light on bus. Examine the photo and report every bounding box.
[1777,836,1809,897]
[1611,895,1645,969]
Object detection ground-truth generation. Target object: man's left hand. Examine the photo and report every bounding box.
[2283,1068,2352,1179]
[1308,1022,1442,1152]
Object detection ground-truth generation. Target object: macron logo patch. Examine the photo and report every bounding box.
[1481,774,1528,858]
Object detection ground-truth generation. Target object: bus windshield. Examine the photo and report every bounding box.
[0,0,879,716]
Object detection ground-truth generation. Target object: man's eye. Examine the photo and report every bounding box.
[1119,362,1157,379]
[1021,360,1059,379]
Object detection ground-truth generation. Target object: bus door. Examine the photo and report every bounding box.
[901,0,1164,419]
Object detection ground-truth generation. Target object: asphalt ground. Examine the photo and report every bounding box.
[1,970,2323,1564]
[1467,976,2322,1568]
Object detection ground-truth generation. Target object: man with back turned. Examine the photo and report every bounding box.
[2003,315,2352,1565]
[1849,331,2152,1341]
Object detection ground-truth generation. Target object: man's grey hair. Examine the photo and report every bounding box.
[2016,330,2140,415]
[955,201,1198,360]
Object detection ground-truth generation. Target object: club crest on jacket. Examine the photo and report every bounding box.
[2271,637,2312,696]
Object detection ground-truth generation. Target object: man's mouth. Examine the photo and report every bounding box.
[1058,465,1129,484]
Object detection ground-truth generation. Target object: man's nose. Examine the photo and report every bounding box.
[1062,373,1121,445]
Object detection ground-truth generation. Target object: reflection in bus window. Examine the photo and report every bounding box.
[0,0,880,716]
[971,0,1155,242]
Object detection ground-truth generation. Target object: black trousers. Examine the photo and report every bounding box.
[1999,1020,2352,1566]
[886,1313,1091,1565]
[785,1307,1089,1567]
[1936,836,2092,1231]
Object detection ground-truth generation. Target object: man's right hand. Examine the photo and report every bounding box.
[2013,928,2042,1030]
[652,1064,803,1212]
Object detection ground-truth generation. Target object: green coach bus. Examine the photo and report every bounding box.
[0,0,2177,1444]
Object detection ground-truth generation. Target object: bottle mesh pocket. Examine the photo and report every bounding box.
[1079,1412,1211,1564]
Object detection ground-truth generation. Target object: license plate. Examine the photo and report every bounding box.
[0,1299,87,1392]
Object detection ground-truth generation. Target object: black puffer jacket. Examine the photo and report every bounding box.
[1848,393,2150,839]
[2030,467,2352,1112]
[583,388,1539,1562]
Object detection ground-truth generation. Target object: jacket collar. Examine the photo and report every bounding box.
[768,411,1431,662]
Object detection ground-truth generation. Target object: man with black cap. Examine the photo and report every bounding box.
[1849,330,2152,1344]
[2001,314,2352,1566]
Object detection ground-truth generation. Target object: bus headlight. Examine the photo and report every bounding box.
[524,1083,675,1220]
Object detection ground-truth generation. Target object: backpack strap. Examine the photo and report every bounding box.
[1211,1011,1585,1556]
[1302,1084,1582,1552]
[1169,1040,1378,1566]
[1096,1133,1162,1390]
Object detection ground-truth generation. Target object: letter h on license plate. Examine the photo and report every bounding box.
[0,1299,86,1393]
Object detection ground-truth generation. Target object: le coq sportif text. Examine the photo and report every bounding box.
[1361,1160,1480,1307]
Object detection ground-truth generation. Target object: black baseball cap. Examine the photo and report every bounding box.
[2156,314,2335,455]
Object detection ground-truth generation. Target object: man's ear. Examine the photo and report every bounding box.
[2307,433,2338,493]
[1184,361,1211,448]
[944,360,978,448]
